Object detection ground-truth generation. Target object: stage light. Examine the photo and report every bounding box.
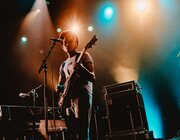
[104,6,114,20]
[97,2,117,23]
[100,4,116,23]
[88,26,93,32]
[96,2,117,33]
[21,36,27,42]
[137,0,147,12]
[71,23,80,33]
[20,36,27,46]
[56,28,62,33]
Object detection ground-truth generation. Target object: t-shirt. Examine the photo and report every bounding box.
[59,52,95,95]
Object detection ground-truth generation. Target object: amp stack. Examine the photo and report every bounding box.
[103,80,154,140]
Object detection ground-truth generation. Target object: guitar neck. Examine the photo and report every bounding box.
[76,48,87,63]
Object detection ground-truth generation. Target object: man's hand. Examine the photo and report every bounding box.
[58,96,64,108]
[73,62,81,71]
[56,84,64,94]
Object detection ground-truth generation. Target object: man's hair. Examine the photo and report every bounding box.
[60,30,79,45]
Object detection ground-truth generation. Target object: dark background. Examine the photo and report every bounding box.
[0,0,180,139]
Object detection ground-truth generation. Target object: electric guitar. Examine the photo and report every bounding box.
[58,35,98,110]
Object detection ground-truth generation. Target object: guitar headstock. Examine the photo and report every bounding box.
[85,35,98,50]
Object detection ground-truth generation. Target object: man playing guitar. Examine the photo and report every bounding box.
[56,30,96,140]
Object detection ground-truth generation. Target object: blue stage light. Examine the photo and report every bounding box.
[96,2,117,33]
[104,6,114,20]
[140,81,164,138]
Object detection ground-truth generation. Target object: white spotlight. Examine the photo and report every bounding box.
[57,28,62,33]
[88,26,93,32]
[21,36,27,42]
[137,0,147,12]
[71,24,80,33]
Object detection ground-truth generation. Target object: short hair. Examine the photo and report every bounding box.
[59,30,79,46]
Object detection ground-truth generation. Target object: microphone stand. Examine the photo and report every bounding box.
[31,85,42,106]
[19,84,42,140]
[30,85,41,140]
[38,39,59,137]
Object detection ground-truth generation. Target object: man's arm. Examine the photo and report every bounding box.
[56,69,66,93]
[74,62,95,82]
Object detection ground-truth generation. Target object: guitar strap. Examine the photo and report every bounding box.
[75,52,81,62]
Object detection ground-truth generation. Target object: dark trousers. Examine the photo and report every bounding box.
[65,89,92,140]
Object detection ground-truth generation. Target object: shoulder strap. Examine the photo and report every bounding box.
[75,52,81,61]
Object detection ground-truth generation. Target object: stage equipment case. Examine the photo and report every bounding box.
[104,81,152,140]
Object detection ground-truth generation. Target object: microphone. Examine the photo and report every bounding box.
[19,93,29,98]
[51,38,63,43]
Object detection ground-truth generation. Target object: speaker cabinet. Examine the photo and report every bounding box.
[104,81,149,134]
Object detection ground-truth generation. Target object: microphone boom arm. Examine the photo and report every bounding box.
[19,84,43,98]
[38,40,57,74]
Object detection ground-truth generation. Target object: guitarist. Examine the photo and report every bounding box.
[56,30,95,140]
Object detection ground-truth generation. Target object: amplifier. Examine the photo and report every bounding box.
[104,81,148,134]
